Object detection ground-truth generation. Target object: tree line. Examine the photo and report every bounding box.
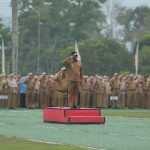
[0,0,150,75]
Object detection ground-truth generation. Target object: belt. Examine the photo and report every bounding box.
[9,87,16,89]
[56,90,67,93]
[128,89,136,91]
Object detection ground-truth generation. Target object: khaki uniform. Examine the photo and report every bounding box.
[16,79,21,107]
[32,79,40,108]
[95,80,106,108]
[40,77,48,108]
[126,78,136,108]
[141,80,148,108]
[119,79,126,108]
[26,78,35,108]
[136,81,143,108]
[89,78,96,107]
[147,81,150,108]
[80,79,89,107]
[2,78,8,107]
[48,78,55,107]
[110,77,120,108]
[104,79,111,108]
[0,79,4,107]
[54,71,68,107]
[63,57,83,107]
[0,78,4,107]
[7,78,17,109]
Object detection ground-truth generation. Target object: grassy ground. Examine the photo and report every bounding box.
[102,108,150,118]
[0,108,150,150]
[0,136,90,150]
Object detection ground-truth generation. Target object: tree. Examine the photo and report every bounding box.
[138,33,150,74]
[61,39,133,76]
[103,0,126,40]
[117,6,150,48]
[18,0,107,74]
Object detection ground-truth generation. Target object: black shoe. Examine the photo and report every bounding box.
[73,105,80,109]
[72,105,77,109]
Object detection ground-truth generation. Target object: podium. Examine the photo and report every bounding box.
[43,107,105,124]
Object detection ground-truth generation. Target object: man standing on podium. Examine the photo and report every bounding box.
[63,52,83,108]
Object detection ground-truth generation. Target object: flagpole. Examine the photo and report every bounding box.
[0,35,5,75]
[74,40,82,107]
[135,42,139,75]
[2,36,5,74]
[75,40,81,62]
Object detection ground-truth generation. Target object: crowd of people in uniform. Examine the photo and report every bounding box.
[0,72,150,109]
[0,52,150,109]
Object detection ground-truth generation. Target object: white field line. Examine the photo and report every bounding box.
[109,133,150,140]
[34,125,150,140]
[0,113,5,115]
[0,122,6,125]
[106,116,150,120]
[34,126,59,130]
[28,139,103,150]
[2,110,150,120]
[3,110,39,114]
[110,121,148,126]
[33,125,81,132]
[33,125,150,140]
[0,116,150,141]
[0,112,41,117]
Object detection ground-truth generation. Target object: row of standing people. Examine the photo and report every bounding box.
[0,72,150,109]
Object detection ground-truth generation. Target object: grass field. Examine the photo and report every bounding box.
[102,108,150,118]
[0,136,90,150]
[0,108,150,150]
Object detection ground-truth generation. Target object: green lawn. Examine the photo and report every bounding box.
[0,108,150,150]
[102,108,150,118]
[0,136,90,150]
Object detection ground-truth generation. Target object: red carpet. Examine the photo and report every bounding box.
[43,107,105,124]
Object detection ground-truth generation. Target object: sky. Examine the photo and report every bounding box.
[122,0,150,8]
[1,0,150,22]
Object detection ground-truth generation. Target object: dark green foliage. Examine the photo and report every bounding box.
[138,33,150,74]
[117,6,150,44]
[61,39,132,76]
[3,1,150,76]
[18,0,106,74]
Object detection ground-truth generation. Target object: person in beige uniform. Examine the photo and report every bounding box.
[54,67,68,107]
[126,75,137,108]
[103,76,111,108]
[7,74,17,109]
[119,76,126,108]
[16,75,21,107]
[0,75,5,107]
[142,76,149,108]
[147,77,150,108]
[95,76,106,108]
[47,75,55,106]
[89,76,96,107]
[80,76,89,107]
[2,75,8,107]
[63,52,83,108]
[110,73,120,108]
[32,75,40,108]
[25,72,35,108]
[136,76,142,108]
[39,72,48,108]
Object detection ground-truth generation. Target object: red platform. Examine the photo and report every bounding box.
[43,107,105,124]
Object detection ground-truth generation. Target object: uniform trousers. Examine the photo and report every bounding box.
[68,81,80,107]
